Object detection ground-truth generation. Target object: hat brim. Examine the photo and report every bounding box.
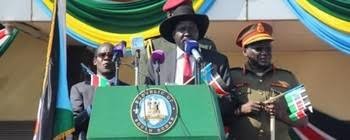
[160,14,209,43]
[243,34,273,48]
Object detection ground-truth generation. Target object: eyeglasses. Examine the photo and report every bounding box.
[96,52,113,58]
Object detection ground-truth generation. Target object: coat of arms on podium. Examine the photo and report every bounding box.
[130,88,178,135]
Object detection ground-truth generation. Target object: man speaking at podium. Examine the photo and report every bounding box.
[144,2,234,136]
[145,3,231,87]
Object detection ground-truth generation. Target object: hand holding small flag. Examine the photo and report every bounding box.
[283,85,313,121]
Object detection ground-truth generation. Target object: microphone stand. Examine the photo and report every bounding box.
[134,49,140,85]
[114,56,120,86]
[194,59,202,85]
[194,62,200,85]
[155,62,161,85]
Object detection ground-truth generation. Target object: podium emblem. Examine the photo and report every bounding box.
[131,88,178,135]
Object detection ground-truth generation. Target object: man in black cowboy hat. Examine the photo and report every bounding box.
[144,5,234,136]
[139,0,216,84]
[145,4,231,88]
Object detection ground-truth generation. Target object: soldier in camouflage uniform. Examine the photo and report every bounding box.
[229,22,307,140]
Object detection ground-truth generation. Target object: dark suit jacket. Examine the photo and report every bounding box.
[70,80,128,140]
[139,37,217,84]
[145,47,234,127]
[145,47,232,87]
[70,81,94,140]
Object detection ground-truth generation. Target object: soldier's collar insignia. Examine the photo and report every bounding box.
[271,80,290,88]
[235,82,249,88]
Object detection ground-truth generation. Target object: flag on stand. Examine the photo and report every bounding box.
[33,0,74,139]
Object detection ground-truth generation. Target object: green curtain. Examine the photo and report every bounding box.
[64,0,167,33]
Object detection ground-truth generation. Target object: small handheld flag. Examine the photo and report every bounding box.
[283,85,313,121]
[90,75,110,88]
[80,63,110,88]
[200,63,230,97]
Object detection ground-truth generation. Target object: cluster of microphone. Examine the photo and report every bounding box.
[78,39,229,96]
[111,39,200,63]
[112,41,126,62]
[184,39,202,62]
[151,39,201,64]
[108,39,202,85]
[150,39,202,85]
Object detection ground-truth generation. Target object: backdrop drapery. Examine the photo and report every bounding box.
[37,0,215,48]
[284,0,350,55]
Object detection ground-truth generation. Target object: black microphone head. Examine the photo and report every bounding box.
[151,49,165,64]
[119,40,127,46]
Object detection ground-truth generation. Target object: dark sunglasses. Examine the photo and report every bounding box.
[96,52,113,58]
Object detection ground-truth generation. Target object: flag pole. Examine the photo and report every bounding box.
[270,113,275,140]
[269,89,278,140]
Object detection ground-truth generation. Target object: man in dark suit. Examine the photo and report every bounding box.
[145,5,231,87]
[70,42,126,140]
[139,0,217,84]
[144,5,234,137]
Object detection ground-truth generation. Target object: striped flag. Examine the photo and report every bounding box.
[201,63,230,96]
[80,63,110,88]
[33,0,74,139]
[276,85,338,139]
[284,85,313,121]
[0,28,19,57]
[291,123,335,140]
[201,63,213,83]
[90,74,110,87]
[279,86,336,139]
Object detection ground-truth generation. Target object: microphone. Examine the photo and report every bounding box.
[112,41,126,86]
[151,49,165,85]
[112,41,126,62]
[131,37,144,56]
[131,37,144,85]
[184,39,202,62]
[184,39,202,84]
[151,50,165,64]
[80,63,94,75]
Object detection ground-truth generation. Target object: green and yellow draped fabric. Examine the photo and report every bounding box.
[36,0,215,48]
[284,0,350,54]
[285,1,350,139]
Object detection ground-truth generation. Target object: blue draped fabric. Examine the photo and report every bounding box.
[284,0,350,54]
